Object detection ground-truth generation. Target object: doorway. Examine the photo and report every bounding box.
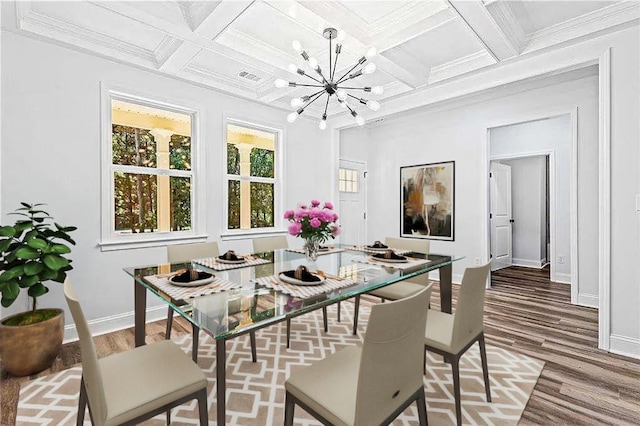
[338,159,367,245]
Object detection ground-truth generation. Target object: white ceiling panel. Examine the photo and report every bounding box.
[188,49,270,85]
[30,1,166,51]
[339,1,410,23]
[511,1,618,35]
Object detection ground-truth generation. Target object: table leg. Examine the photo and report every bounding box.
[439,264,452,314]
[134,280,147,347]
[216,339,226,425]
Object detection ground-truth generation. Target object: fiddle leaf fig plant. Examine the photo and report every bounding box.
[0,203,76,311]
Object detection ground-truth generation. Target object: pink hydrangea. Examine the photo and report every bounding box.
[310,218,321,228]
[288,222,302,236]
[324,201,333,210]
[331,225,341,237]
[284,210,295,220]
[311,200,321,207]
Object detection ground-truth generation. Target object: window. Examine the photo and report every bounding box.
[224,121,281,234]
[101,86,203,249]
[339,168,359,193]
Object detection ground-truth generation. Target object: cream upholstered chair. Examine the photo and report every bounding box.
[350,237,431,334]
[424,263,491,426]
[166,241,257,363]
[64,279,208,426]
[252,236,330,348]
[285,284,432,426]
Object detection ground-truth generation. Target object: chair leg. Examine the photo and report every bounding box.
[337,301,341,322]
[416,388,429,426]
[250,331,257,363]
[286,318,292,348]
[423,348,427,375]
[77,376,87,426]
[478,333,492,402]
[192,324,199,363]
[322,307,328,332]
[166,408,171,425]
[284,392,295,426]
[451,356,462,426]
[165,307,174,339]
[196,387,209,426]
[352,294,361,335]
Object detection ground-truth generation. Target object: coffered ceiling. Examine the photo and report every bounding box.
[2,1,638,125]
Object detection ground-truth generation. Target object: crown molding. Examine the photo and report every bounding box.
[486,1,526,55]
[428,50,496,84]
[523,1,640,54]
[181,64,257,98]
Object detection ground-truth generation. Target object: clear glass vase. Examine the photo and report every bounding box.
[303,236,320,262]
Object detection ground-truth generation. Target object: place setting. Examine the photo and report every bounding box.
[193,250,272,271]
[352,240,412,255]
[253,265,356,298]
[144,267,242,301]
[355,248,431,270]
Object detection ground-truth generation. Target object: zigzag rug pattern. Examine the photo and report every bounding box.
[17,303,543,425]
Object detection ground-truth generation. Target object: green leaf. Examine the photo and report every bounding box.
[15,246,39,260]
[0,238,12,252]
[43,254,69,271]
[50,244,71,254]
[0,226,16,237]
[62,226,77,233]
[1,295,17,308]
[53,270,68,283]
[27,238,48,250]
[14,221,35,233]
[20,202,32,209]
[39,268,58,280]
[0,269,19,282]
[27,282,49,298]
[24,262,44,276]
[3,280,20,298]
[19,275,39,288]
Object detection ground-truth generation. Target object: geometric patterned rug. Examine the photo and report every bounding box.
[17,303,543,425]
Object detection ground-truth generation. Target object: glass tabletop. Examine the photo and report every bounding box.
[124,244,463,341]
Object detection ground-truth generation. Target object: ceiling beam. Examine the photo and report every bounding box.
[446,0,519,61]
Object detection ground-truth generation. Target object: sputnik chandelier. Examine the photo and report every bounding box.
[274,27,383,129]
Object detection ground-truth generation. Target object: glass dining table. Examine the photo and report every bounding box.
[124,244,463,425]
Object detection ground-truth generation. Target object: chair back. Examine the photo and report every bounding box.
[63,279,107,425]
[385,237,430,255]
[167,241,219,263]
[252,235,288,253]
[451,263,491,351]
[354,284,432,425]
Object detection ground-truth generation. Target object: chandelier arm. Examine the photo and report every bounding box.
[339,86,370,90]
[295,83,325,88]
[303,91,325,110]
[301,73,323,84]
[322,95,330,117]
[347,93,364,103]
[336,70,365,85]
[336,62,361,84]
[329,36,332,81]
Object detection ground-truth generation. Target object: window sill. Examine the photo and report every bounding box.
[98,233,209,252]
[220,229,288,242]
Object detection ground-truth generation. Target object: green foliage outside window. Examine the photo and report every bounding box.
[250,148,274,178]
[228,180,240,229]
[227,144,240,175]
[250,182,274,228]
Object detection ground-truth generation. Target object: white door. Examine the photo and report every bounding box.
[338,160,366,245]
[490,162,513,271]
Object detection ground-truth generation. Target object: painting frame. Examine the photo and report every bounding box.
[400,161,455,241]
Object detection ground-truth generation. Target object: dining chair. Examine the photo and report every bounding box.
[166,241,257,363]
[251,236,330,348]
[64,278,209,426]
[350,237,431,335]
[284,284,432,426]
[424,262,491,426]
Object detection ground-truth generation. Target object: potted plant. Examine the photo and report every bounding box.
[0,203,76,376]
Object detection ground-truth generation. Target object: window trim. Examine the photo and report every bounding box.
[221,116,284,239]
[99,82,207,251]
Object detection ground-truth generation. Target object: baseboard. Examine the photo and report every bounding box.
[553,272,571,284]
[512,258,544,268]
[63,305,168,343]
[609,334,640,360]
[577,293,598,308]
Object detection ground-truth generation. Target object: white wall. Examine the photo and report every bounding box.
[341,25,640,357]
[498,156,547,268]
[491,114,573,283]
[0,32,334,338]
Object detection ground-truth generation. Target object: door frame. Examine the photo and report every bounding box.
[490,152,559,280]
[338,158,368,245]
[482,107,578,307]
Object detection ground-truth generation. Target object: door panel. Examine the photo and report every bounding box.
[338,160,366,246]
[490,162,512,271]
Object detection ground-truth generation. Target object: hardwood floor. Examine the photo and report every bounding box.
[2,266,639,425]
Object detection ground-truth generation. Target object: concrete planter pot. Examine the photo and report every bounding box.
[0,309,64,376]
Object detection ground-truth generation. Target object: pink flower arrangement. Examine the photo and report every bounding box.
[284,200,340,242]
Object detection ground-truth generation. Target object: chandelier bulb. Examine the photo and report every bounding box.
[308,57,318,70]
[292,40,303,53]
[290,97,304,108]
[355,115,365,126]
[371,86,384,95]
[365,46,377,60]
[274,78,288,88]
[339,99,349,109]
[336,29,346,43]
[319,118,327,130]
[288,64,299,74]
[287,111,299,123]
[337,89,347,101]
[366,100,380,111]
[363,62,376,75]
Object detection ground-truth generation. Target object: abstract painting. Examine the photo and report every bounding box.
[400,161,454,241]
